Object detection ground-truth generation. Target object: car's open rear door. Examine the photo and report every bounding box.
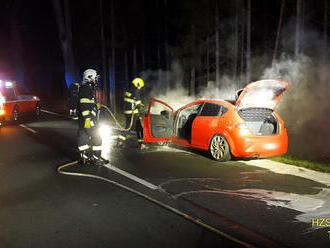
[143,98,174,143]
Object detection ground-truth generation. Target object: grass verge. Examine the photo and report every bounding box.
[271,155,330,173]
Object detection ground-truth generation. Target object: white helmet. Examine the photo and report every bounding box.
[83,69,99,84]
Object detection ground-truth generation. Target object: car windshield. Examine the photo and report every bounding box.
[16,84,31,94]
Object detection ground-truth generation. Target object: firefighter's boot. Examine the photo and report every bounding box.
[92,151,109,166]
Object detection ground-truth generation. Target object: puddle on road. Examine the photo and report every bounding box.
[161,177,330,226]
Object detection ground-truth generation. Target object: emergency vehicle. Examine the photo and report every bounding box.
[0,80,40,124]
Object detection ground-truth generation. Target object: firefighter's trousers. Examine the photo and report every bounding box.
[125,114,143,143]
[77,127,102,156]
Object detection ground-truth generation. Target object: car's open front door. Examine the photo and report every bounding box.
[143,98,174,143]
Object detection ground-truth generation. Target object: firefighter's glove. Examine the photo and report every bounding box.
[136,103,144,111]
[84,119,94,129]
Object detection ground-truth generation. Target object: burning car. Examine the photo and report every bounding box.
[0,81,40,124]
[143,79,289,161]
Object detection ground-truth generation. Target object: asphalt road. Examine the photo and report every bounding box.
[0,111,329,248]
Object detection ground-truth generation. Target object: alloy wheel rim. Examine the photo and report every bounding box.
[14,110,18,121]
[210,135,226,160]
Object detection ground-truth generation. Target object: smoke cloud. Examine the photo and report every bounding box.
[262,55,330,162]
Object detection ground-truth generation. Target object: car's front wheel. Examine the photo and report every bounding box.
[209,134,231,162]
[35,102,41,119]
[12,107,19,122]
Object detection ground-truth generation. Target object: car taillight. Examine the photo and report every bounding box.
[235,123,250,136]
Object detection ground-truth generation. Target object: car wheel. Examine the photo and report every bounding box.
[12,107,19,122]
[209,134,231,162]
[35,103,41,119]
[157,141,168,146]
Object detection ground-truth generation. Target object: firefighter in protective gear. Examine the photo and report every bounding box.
[77,69,103,165]
[68,82,80,118]
[122,77,145,148]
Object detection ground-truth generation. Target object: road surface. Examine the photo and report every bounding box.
[0,110,329,248]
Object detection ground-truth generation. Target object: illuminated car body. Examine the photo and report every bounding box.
[143,79,289,161]
[0,81,40,123]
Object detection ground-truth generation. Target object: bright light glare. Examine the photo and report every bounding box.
[98,124,114,160]
[0,110,4,115]
[5,81,13,87]
[99,124,112,137]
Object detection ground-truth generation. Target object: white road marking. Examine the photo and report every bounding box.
[41,109,65,117]
[105,164,159,190]
[19,124,37,134]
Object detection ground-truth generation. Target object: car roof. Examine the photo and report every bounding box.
[178,99,235,111]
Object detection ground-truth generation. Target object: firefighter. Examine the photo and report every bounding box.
[123,77,146,149]
[68,82,80,118]
[77,69,104,165]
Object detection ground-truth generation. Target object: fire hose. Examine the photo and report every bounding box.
[99,104,139,132]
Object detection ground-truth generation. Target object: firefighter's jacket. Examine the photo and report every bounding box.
[68,82,80,108]
[124,87,143,115]
[78,84,98,131]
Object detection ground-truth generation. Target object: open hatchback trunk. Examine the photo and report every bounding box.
[235,80,289,136]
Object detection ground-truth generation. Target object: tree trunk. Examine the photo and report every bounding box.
[125,50,129,86]
[246,0,251,83]
[110,0,116,111]
[324,0,328,61]
[164,0,170,88]
[9,2,24,84]
[240,4,245,84]
[273,0,285,64]
[206,36,210,83]
[158,46,162,90]
[99,0,108,105]
[233,0,239,86]
[133,45,137,76]
[52,0,77,89]
[215,0,220,87]
[295,0,302,58]
[190,24,196,96]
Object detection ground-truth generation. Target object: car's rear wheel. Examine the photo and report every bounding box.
[209,134,231,162]
[12,107,19,122]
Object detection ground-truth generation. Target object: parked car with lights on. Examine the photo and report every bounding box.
[143,79,289,161]
[0,80,40,124]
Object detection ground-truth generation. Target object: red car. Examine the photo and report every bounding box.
[0,81,40,124]
[143,79,289,161]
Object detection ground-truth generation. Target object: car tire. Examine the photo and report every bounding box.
[12,107,19,122]
[209,134,231,162]
[35,102,41,119]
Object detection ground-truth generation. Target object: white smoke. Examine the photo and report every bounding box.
[145,62,238,110]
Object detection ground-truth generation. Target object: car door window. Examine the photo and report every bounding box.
[150,101,173,138]
[176,103,202,141]
[199,102,225,116]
